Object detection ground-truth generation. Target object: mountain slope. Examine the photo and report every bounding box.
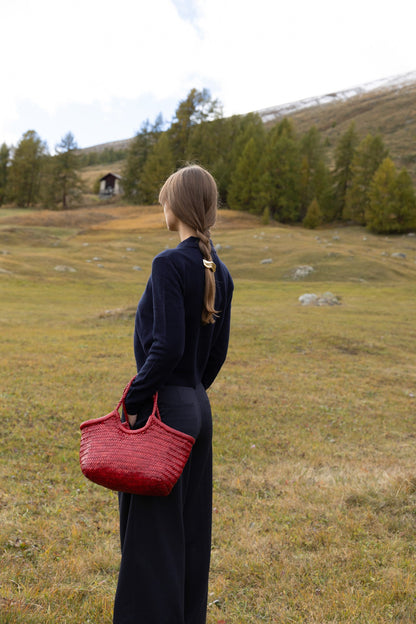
[258,71,416,178]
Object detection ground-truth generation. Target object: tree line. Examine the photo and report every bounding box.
[0,131,83,210]
[1,88,416,233]
[122,89,416,234]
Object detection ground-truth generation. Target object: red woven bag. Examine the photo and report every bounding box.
[79,379,195,496]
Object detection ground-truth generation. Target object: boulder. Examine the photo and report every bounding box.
[299,291,341,306]
[299,293,318,306]
[293,265,314,279]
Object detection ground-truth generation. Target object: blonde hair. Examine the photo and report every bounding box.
[159,165,218,324]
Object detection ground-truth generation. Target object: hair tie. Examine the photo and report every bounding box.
[203,259,216,273]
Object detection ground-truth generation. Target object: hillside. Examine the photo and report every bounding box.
[258,71,416,177]
[79,71,416,181]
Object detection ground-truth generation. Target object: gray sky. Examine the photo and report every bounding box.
[3,0,415,151]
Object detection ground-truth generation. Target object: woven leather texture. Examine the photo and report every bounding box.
[79,385,195,496]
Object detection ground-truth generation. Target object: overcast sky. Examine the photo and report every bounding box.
[2,0,415,152]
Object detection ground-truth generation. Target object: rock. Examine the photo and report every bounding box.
[293,265,314,279]
[260,258,272,264]
[132,266,142,271]
[299,293,318,306]
[54,265,76,272]
[299,292,341,306]
[0,267,12,274]
[318,292,341,306]
[391,252,406,259]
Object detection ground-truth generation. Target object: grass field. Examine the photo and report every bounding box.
[1,203,416,623]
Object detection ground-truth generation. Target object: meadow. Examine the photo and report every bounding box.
[0,202,415,623]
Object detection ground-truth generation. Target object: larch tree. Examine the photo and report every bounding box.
[299,126,334,221]
[140,132,175,204]
[8,130,47,207]
[43,132,83,209]
[0,143,10,205]
[168,88,222,166]
[228,136,263,213]
[333,123,359,220]
[344,133,388,224]
[258,119,302,222]
[367,158,416,233]
[303,197,323,229]
[122,115,164,204]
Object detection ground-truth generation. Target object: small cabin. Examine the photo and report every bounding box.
[99,173,123,197]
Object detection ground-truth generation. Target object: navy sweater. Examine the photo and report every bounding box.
[124,236,234,414]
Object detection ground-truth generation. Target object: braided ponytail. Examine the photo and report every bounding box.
[159,165,219,325]
[196,229,218,324]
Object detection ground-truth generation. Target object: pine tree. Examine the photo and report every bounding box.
[122,116,163,203]
[333,123,359,220]
[140,133,175,204]
[299,126,323,215]
[42,132,83,209]
[367,158,416,233]
[299,125,334,221]
[303,198,323,229]
[8,130,47,207]
[313,159,335,222]
[0,143,10,205]
[344,134,388,224]
[186,112,264,206]
[258,119,302,222]
[228,136,263,213]
[220,113,264,205]
[395,168,416,230]
[168,88,222,166]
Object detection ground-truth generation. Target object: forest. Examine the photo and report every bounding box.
[1,88,415,234]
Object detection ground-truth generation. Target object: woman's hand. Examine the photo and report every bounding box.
[127,413,137,427]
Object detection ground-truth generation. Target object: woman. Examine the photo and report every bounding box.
[113,164,234,624]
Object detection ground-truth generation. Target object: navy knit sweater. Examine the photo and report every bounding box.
[124,236,234,414]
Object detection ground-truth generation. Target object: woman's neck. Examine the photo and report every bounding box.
[177,221,198,242]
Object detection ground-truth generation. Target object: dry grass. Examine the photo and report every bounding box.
[0,204,416,622]
[267,82,416,181]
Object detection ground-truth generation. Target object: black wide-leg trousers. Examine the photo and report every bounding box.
[113,384,213,624]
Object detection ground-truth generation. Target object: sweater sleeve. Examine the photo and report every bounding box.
[124,254,185,413]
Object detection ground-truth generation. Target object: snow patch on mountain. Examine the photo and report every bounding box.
[257,70,416,123]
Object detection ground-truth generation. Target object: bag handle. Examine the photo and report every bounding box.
[119,377,160,425]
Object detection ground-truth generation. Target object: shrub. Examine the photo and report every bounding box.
[303,198,322,229]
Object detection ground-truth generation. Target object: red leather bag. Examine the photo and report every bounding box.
[79,379,195,496]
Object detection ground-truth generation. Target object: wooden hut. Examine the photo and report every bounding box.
[99,173,123,197]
